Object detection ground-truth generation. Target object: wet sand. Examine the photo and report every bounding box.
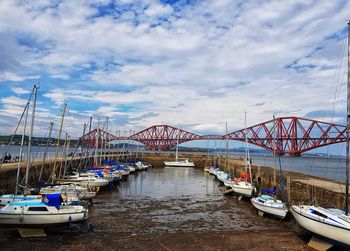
[1,167,312,250]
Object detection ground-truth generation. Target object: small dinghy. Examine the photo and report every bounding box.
[0,194,88,227]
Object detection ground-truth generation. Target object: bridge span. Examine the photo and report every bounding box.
[81,116,347,156]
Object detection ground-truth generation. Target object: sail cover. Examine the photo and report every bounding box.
[43,193,61,209]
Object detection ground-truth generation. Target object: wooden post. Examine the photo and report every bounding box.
[273,168,276,186]
[257,165,261,178]
[287,176,291,204]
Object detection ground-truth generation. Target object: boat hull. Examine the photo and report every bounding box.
[0,211,86,227]
[251,198,288,218]
[290,206,350,245]
[232,186,253,197]
[164,161,195,167]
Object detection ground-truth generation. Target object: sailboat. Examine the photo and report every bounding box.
[231,112,255,198]
[164,130,195,167]
[0,194,87,227]
[251,116,288,219]
[0,85,42,204]
[0,86,89,227]
[58,116,109,188]
[290,22,350,246]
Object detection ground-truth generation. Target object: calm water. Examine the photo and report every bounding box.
[117,166,219,199]
[231,153,346,182]
[183,151,346,182]
[89,166,282,234]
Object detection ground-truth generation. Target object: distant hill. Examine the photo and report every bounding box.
[0,135,79,146]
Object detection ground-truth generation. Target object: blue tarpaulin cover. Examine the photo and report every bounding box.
[43,193,61,209]
[95,170,104,178]
[261,185,277,195]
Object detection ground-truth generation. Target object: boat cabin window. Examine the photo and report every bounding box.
[28,207,48,211]
[310,210,327,219]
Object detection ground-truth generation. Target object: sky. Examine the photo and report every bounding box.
[0,0,350,153]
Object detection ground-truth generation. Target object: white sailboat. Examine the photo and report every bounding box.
[216,170,230,183]
[0,87,89,227]
[231,112,255,198]
[164,130,195,167]
[0,194,87,227]
[251,195,288,219]
[0,85,41,204]
[39,184,96,200]
[251,116,288,219]
[290,22,350,246]
[59,172,109,188]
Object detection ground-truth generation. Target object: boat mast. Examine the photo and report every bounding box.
[38,122,53,182]
[225,122,229,169]
[273,115,286,203]
[15,103,29,195]
[99,120,105,166]
[245,112,252,184]
[88,116,92,162]
[24,85,38,190]
[175,129,179,161]
[95,119,100,166]
[52,102,67,180]
[62,132,69,177]
[345,21,350,215]
[105,117,109,161]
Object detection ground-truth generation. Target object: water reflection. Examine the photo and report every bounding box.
[118,167,221,199]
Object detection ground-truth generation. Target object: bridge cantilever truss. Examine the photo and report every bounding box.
[224,116,346,155]
[80,116,347,155]
[129,125,201,150]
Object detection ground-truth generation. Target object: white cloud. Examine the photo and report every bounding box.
[11,87,30,95]
[144,3,173,17]
[1,96,28,106]
[0,72,26,82]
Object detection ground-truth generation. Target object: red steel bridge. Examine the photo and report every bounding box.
[81,116,347,156]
